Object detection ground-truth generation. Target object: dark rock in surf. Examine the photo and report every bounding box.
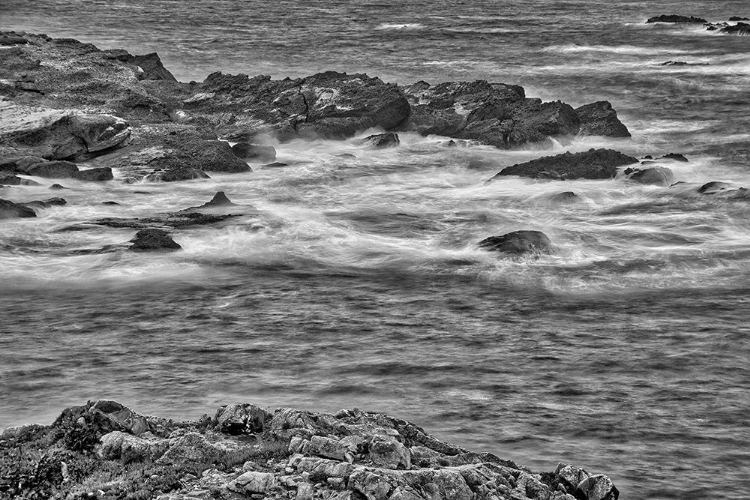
[729,16,750,21]
[0,173,41,186]
[646,15,707,23]
[20,160,79,178]
[491,148,638,181]
[0,198,37,218]
[548,191,580,203]
[121,53,177,82]
[720,22,750,35]
[231,142,276,163]
[130,228,181,251]
[660,152,688,162]
[626,167,675,186]
[575,101,631,137]
[147,166,211,183]
[49,183,66,190]
[363,132,400,148]
[21,197,67,209]
[479,230,552,255]
[71,167,113,181]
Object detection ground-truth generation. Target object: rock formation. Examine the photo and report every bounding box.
[489,149,638,181]
[0,401,619,500]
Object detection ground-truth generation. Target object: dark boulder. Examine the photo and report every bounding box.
[721,22,750,35]
[491,148,638,181]
[231,143,276,163]
[574,101,631,137]
[626,167,675,186]
[0,173,41,186]
[697,181,747,196]
[729,17,750,21]
[0,198,37,218]
[148,166,211,182]
[479,230,552,255]
[71,167,113,181]
[363,132,400,148]
[660,153,688,162]
[21,197,66,209]
[646,15,707,23]
[49,183,66,190]
[196,191,235,208]
[21,160,79,178]
[130,228,181,251]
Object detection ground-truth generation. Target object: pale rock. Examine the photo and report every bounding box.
[576,474,619,500]
[227,471,276,494]
[309,435,350,461]
[296,482,314,500]
[349,469,395,500]
[296,457,355,479]
[368,435,411,469]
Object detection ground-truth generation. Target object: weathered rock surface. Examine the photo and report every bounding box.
[574,101,631,138]
[478,230,553,255]
[0,401,619,500]
[490,148,638,181]
[646,14,707,23]
[130,228,181,251]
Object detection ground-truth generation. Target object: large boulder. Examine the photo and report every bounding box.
[478,230,552,255]
[21,160,79,178]
[575,101,630,137]
[491,148,638,181]
[0,198,37,218]
[0,101,131,160]
[230,142,276,162]
[363,132,400,148]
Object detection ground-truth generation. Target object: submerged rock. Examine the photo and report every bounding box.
[490,148,638,181]
[230,142,277,162]
[626,167,675,186]
[660,152,688,162]
[363,132,400,148]
[646,15,707,23]
[478,230,552,255]
[129,228,181,251]
[0,198,37,218]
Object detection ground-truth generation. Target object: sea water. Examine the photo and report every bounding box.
[1,1,749,498]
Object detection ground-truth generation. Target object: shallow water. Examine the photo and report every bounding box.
[2,1,750,499]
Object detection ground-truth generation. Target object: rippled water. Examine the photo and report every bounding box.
[2,1,750,499]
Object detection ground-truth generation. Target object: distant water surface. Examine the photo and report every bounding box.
[1,1,750,499]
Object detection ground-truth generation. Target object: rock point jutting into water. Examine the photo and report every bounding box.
[489,149,639,181]
[0,401,620,500]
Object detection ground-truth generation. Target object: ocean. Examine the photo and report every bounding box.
[1,1,749,498]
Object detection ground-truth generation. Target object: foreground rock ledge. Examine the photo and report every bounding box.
[0,401,620,500]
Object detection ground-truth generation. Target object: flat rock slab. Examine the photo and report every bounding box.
[491,148,638,181]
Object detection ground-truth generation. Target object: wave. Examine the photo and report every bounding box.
[373,23,425,31]
[542,44,700,55]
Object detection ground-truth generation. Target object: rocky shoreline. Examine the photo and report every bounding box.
[0,401,619,500]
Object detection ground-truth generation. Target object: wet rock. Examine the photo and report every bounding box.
[230,142,277,162]
[264,162,289,168]
[215,403,269,435]
[91,400,152,436]
[66,211,236,231]
[148,165,211,182]
[308,435,351,461]
[49,183,66,189]
[369,436,410,470]
[729,16,750,21]
[228,471,276,494]
[548,191,580,203]
[0,173,41,186]
[646,15,707,23]
[363,132,400,148]
[576,474,619,500]
[21,160,79,178]
[491,148,638,181]
[721,22,750,35]
[71,166,113,181]
[574,101,630,137]
[627,167,675,186]
[0,198,37,218]
[479,230,552,255]
[21,197,67,209]
[698,181,733,194]
[130,228,181,251]
[660,152,688,162]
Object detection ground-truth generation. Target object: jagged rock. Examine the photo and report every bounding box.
[0,198,37,218]
[576,474,620,500]
[49,183,66,189]
[72,166,113,181]
[228,471,277,494]
[660,152,688,162]
[363,132,400,148]
[130,228,181,251]
[21,160,79,178]
[91,400,152,436]
[729,16,750,21]
[699,181,733,194]
[721,22,750,35]
[199,191,235,208]
[215,403,268,435]
[369,436,410,470]
[491,148,638,181]
[627,167,675,186]
[479,230,552,255]
[122,53,177,81]
[575,101,630,137]
[548,191,580,203]
[646,15,707,23]
[308,435,351,461]
[231,142,277,162]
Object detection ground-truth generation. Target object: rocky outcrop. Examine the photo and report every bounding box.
[230,142,276,162]
[574,101,630,138]
[130,228,181,251]
[478,230,553,255]
[0,401,619,500]
[490,148,638,181]
[646,15,707,23]
[720,22,750,35]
